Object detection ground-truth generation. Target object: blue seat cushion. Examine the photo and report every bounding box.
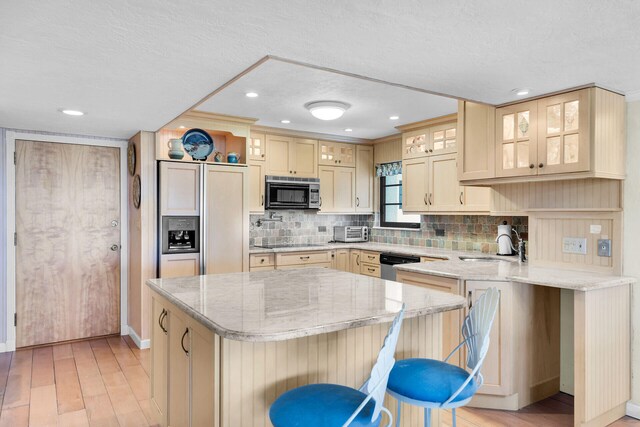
[387,358,478,404]
[269,383,381,427]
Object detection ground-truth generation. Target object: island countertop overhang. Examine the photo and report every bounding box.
[146,268,466,342]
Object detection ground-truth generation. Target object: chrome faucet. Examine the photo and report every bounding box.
[512,228,527,263]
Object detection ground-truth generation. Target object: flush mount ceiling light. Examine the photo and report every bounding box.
[245,92,259,98]
[389,115,399,120]
[59,109,85,116]
[512,88,530,96]
[281,119,291,124]
[305,101,350,121]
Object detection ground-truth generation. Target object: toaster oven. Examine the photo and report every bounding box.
[333,226,369,243]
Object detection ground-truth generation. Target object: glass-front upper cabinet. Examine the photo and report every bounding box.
[319,141,355,167]
[430,123,457,155]
[495,101,538,177]
[402,129,429,159]
[249,132,266,161]
[537,89,590,175]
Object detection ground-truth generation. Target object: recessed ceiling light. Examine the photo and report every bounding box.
[513,88,530,96]
[245,92,259,98]
[389,115,399,120]
[344,128,353,132]
[178,125,186,129]
[305,101,350,121]
[281,119,291,124]
[60,109,84,116]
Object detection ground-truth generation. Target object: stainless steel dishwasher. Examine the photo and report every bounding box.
[380,253,421,281]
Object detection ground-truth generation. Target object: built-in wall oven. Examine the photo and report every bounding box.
[265,175,320,210]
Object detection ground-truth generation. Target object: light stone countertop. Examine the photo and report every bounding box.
[146,268,466,342]
[250,242,635,292]
[395,260,636,292]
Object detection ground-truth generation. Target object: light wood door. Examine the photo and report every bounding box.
[335,249,349,271]
[537,89,590,175]
[465,280,513,396]
[160,253,200,278]
[349,250,361,274]
[319,166,355,213]
[430,122,458,156]
[248,162,265,213]
[150,295,169,425]
[336,143,356,167]
[402,129,429,159]
[204,165,248,274]
[458,100,496,181]
[168,310,190,427]
[402,158,429,212]
[319,141,355,167]
[355,146,374,213]
[189,322,216,427]
[429,154,461,212]
[15,140,120,347]
[319,167,335,212]
[266,135,292,176]
[291,138,318,177]
[495,101,538,178]
[248,132,266,162]
[160,162,200,216]
[461,186,491,212]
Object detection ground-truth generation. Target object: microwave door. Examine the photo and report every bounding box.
[268,184,309,208]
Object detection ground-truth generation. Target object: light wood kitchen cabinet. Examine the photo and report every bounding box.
[150,290,218,427]
[402,128,430,159]
[150,295,169,425]
[275,250,332,269]
[429,154,462,212]
[402,157,429,212]
[395,271,462,366]
[319,166,356,213]
[360,250,381,278]
[160,162,200,216]
[160,253,200,278]
[460,186,491,213]
[430,122,458,156]
[248,132,266,161]
[266,136,318,178]
[249,253,275,271]
[536,89,590,175]
[496,100,539,178]
[319,141,356,167]
[355,145,374,213]
[461,87,625,184]
[248,162,265,213]
[334,249,349,271]
[457,100,496,181]
[349,250,361,274]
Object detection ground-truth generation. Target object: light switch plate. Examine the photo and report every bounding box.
[597,239,612,257]
[562,237,587,255]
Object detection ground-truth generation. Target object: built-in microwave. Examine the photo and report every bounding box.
[265,176,320,210]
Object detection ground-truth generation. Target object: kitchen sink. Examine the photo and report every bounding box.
[458,256,499,262]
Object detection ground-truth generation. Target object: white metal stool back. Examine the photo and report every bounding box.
[341,304,406,427]
[443,286,500,405]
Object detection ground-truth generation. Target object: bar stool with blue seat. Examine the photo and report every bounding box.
[386,288,499,427]
[269,305,405,427]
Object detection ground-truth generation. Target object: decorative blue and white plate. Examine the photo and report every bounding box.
[181,128,214,161]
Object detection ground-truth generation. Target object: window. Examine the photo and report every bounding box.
[380,175,420,228]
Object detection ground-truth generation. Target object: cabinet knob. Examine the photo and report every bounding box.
[294,171,297,174]
[261,154,265,158]
[538,163,544,168]
[529,164,535,169]
[429,149,433,153]
[289,170,293,174]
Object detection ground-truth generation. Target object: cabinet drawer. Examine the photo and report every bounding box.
[249,253,275,267]
[276,251,332,266]
[420,256,447,263]
[361,251,380,265]
[361,263,381,278]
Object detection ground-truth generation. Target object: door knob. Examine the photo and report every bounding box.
[110,244,119,251]
[111,220,119,227]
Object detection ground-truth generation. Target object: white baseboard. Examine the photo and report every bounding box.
[627,400,640,420]
[128,327,150,349]
[0,340,16,353]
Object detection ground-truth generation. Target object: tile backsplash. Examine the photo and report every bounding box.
[250,211,370,246]
[250,211,527,254]
[368,214,528,254]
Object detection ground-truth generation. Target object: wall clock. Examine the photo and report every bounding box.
[132,174,141,209]
[128,142,136,176]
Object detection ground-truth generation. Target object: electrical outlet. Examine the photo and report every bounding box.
[562,237,587,255]
[318,226,327,232]
[597,239,611,257]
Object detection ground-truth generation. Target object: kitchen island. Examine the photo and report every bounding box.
[146,268,465,427]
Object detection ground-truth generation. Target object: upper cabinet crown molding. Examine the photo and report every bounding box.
[395,113,457,133]
[459,87,626,185]
[250,124,371,144]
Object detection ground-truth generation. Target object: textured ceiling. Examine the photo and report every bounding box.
[1,1,639,139]
[195,59,458,139]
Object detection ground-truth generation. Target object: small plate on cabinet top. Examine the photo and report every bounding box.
[181,128,214,161]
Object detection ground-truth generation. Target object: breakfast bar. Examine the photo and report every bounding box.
[146,268,465,427]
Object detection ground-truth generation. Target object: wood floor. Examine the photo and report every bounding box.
[0,336,637,426]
